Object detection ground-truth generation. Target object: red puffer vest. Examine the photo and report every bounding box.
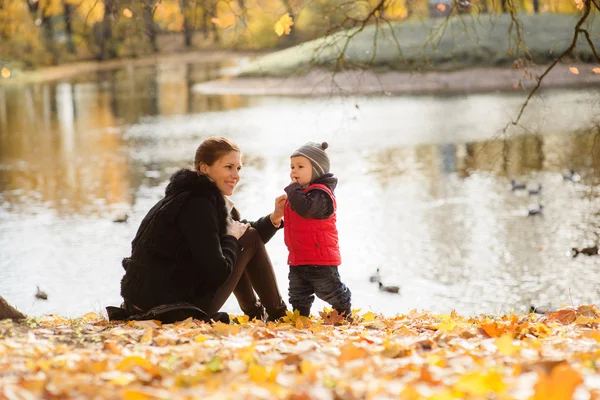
[284,183,341,266]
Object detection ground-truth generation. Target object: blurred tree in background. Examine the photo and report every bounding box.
[0,0,590,67]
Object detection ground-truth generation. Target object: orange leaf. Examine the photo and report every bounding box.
[319,309,345,325]
[480,321,505,338]
[338,342,368,365]
[211,17,222,26]
[569,66,580,75]
[593,68,600,74]
[548,309,577,325]
[530,362,583,400]
[436,3,447,11]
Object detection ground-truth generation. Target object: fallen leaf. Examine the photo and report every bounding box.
[116,356,153,373]
[549,309,577,325]
[274,13,294,36]
[319,309,344,326]
[248,363,278,383]
[338,342,368,365]
[593,67,600,74]
[140,328,153,344]
[530,362,583,400]
[569,66,580,75]
[454,370,506,396]
[362,311,376,322]
[205,356,223,373]
[495,334,518,356]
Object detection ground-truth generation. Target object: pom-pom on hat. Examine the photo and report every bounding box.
[291,142,330,179]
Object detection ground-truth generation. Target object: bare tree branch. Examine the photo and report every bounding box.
[507,0,594,130]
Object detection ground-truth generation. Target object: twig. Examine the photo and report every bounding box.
[506,0,593,130]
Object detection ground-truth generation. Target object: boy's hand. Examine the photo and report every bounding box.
[270,194,287,227]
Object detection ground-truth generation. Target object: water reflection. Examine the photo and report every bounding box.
[1,60,600,317]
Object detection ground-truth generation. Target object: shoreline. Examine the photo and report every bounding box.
[0,50,265,86]
[193,64,600,96]
[2,52,598,96]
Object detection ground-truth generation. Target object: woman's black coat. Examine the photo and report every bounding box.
[120,169,278,310]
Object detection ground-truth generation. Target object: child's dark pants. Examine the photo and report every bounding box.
[288,266,351,317]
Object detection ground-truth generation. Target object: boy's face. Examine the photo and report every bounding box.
[290,156,313,186]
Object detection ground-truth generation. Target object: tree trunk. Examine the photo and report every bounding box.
[202,7,208,39]
[0,296,25,320]
[532,0,539,13]
[405,0,414,18]
[63,0,75,54]
[501,0,508,12]
[99,0,116,60]
[209,2,219,43]
[180,0,193,47]
[143,0,158,53]
[41,12,59,64]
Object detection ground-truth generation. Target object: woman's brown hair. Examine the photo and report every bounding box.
[194,137,240,172]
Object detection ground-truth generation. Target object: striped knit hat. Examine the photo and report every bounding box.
[291,142,330,180]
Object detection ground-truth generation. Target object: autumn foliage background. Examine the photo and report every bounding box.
[0,0,588,68]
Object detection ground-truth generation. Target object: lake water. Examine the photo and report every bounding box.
[1,58,600,318]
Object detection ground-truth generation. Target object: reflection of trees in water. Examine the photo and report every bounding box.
[0,81,131,215]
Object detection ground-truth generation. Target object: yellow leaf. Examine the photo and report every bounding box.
[236,345,256,363]
[569,66,580,75]
[530,362,583,400]
[362,311,376,322]
[123,8,133,18]
[454,370,506,396]
[495,334,518,356]
[235,315,249,324]
[274,13,294,37]
[427,354,445,368]
[592,67,600,74]
[437,315,457,332]
[123,389,152,400]
[211,17,222,26]
[81,312,101,322]
[1,68,10,79]
[381,340,407,358]
[109,372,136,386]
[194,334,209,343]
[140,328,153,344]
[248,363,278,383]
[429,390,456,400]
[116,356,153,373]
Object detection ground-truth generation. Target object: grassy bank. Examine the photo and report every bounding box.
[1,307,600,399]
[240,14,600,77]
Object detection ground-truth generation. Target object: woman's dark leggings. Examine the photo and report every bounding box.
[200,228,287,320]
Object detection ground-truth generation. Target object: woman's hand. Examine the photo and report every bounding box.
[227,220,250,239]
[270,194,287,227]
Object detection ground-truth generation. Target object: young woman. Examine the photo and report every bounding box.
[118,137,288,321]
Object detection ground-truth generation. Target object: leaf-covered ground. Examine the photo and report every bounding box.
[2,306,600,399]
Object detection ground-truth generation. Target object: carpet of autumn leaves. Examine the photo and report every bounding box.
[2,306,600,399]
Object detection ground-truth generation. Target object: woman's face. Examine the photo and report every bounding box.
[200,151,242,196]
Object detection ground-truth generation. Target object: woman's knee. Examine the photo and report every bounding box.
[239,227,262,247]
